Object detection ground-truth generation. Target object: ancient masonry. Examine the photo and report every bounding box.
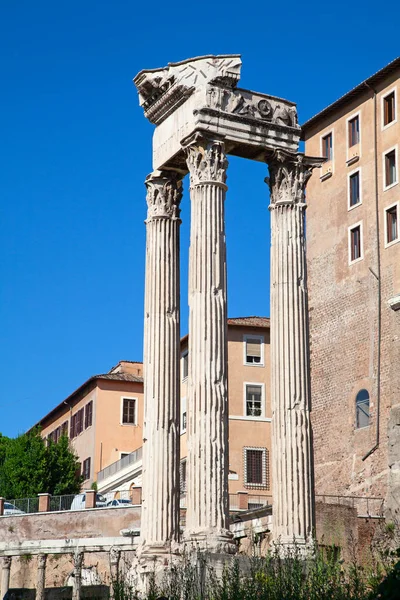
[133,54,322,561]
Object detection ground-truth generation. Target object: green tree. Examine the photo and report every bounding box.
[0,428,82,499]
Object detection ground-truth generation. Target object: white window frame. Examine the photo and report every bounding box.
[243,382,265,419]
[346,111,362,159]
[120,396,137,426]
[119,451,130,460]
[381,87,397,131]
[348,221,364,265]
[384,201,399,248]
[243,334,264,367]
[320,128,334,163]
[180,396,187,434]
[243,446,268,489]
[181,350,188,382]
[180,458,187,493]
[382,145,398,191]
[347,167,362,211]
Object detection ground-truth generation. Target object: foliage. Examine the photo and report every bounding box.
[0,428,82,498]
[111,542,400,600]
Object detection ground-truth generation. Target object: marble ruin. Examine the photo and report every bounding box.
[133,54,322,562]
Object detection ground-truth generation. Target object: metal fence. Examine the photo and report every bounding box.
[97,447,143,483]
[315,494,384,518]
[248,494,272,510]
[5,497,39,514]
[49,494,76,512]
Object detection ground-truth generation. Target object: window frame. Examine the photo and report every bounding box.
[181,396,187,434]
[243,334,265,367]
[348,221,364,265]
[243,446,269,489]
[355,390,370,430]
[383,145,398,191]
[384,201,399,248]
[381,87,397,130]
[243,382,265,419]
[85,400,93,429]
[180,458,187,494]
[120,396,137,426]
[320,130,334,162]
[347,112,361,150]
[347,167,362,210]
[181,350,189,381]
[82,457,91,481]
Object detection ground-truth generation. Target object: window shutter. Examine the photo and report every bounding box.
[247,339,261,357]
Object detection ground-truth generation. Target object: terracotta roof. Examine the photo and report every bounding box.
[227,316,270,328]
[301,57,400,136]
[97,373,143,383]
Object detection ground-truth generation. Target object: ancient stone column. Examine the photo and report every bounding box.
[36,554,47,600]
[72,552,83,600]
[109,548,120,597]
[140,170,182,555]
[266,151,319,549]
[0,556,11,599]
[183,136,234,552]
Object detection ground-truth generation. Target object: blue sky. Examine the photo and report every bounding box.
[0,0,398,437]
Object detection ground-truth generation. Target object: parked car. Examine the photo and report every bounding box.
[70,492,107,510]
[3,502,25,515]
[106,498,133,508]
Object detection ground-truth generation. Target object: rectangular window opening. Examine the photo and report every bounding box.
[348,116,360,147]
[350,225,362,262]
[386,205,398,244]
[122,398,136,425]
[384,92,396,126]
[246,384,263,417]
[245,337,263,365]
[85,401,93,429]
[182,351,188,380]
[244,447,269,489]
[349,171,360,207]
[82,457,91,481]
[385,150,397,187]
[322,133,333,160]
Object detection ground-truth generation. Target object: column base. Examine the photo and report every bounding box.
[129,542,181,596]
[182,528,237,555]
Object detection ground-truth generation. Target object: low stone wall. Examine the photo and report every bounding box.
[0,506,141,543]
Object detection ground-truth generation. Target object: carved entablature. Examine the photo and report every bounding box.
[134,55,242,125]
[145,171,183,220]
[267,151,323,205]
[185,138,228,187]
[206,87,299,129]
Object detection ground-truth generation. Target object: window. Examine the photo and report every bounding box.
[180,459,187,493]
[244,447,269,489]
[355,390,370,429]
[85,401,93,429]
[120,453,130,460]
[348,116,360,147]
[383,91,396,126]
[122,398,136,425]
[245,384,263,417]
[182,351,188,380]
[322,132,333,160]
[181,397,187,433]
[385,204,398,245]
[82,457,91,481]
[75,408,84,436]
[349,223,362,263]
[61,421,68,437]
[244,335,264,365]
[349,171,360,207]
[384,149,397,188]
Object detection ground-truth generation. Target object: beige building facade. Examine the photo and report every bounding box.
[35,318,272,507]
[303,58,400,516]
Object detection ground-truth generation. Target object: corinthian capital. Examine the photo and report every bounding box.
[184,137,228,187]
[266,151,322,206]
[145,171,183,220]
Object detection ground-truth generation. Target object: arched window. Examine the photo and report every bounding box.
[356,389,370,428]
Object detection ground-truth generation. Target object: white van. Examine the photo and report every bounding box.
[70,492,107,510]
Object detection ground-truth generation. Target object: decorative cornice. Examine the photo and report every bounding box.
[266,151,322,206]
[145,171,183,220]
[184,137,228,187]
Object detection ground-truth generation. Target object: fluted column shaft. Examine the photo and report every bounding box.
[267,152,317,547]
[141,170,182,550]
[1,556,11,599]
[184,138,232,549]
[36,554,47,600]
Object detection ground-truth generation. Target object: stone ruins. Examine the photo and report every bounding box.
[133,54,322,566]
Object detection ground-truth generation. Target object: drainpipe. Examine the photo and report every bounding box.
[362,81,381,461]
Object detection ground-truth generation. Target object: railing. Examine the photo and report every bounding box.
[248,494,272,510]
[5,497,39,514]
[315,494,384,518]
[49,494,76,512]
[97,447,143,483]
